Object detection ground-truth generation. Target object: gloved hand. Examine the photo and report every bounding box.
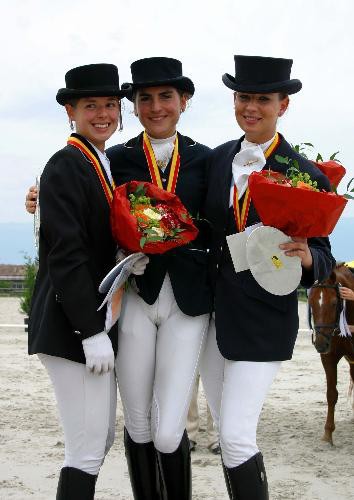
[131,255,150,275]
[116,249,149,276]
[82,332,114,375]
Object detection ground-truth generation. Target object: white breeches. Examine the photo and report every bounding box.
[38,354,117,475]
[116,274,209,453]
[186,374,219,448]
[200,318,281,468]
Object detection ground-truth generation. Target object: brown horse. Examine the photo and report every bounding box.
[308,263,354,445]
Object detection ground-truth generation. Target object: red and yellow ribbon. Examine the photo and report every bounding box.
[143,131,181,193]
[67,135,115,206]
[233,132,280,232]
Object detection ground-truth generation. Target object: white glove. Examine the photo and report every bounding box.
[116,249,149,276]
[82,332,114,375]
[131,255,150,275]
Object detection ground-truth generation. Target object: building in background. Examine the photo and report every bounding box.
[0,265,25,294]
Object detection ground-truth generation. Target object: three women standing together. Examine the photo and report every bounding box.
[27,55,334,499]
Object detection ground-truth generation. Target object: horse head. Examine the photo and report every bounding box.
[308,264,346,354]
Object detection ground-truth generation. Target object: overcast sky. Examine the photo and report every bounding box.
[1,0,354,224]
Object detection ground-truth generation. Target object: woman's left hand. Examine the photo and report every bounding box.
[279,237,313,270]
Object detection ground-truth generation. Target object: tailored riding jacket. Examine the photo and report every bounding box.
[205,133,336,361]
[28,141,118,364]
[107,132,213,317]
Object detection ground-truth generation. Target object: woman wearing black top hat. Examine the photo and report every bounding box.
[107,57,212,500]
[28,64,129,499]
[201,56,335,499]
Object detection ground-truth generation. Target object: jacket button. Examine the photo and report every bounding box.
[74,330,81,335]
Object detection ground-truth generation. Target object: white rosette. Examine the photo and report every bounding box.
[246,226,302,296]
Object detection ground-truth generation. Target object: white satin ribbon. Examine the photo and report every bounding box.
[339,300,352,337]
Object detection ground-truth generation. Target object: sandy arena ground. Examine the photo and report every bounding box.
[0,297,353,499]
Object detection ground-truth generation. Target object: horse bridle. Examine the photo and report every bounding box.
[308,283,343,346]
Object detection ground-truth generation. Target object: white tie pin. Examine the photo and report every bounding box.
[243,159,259,167]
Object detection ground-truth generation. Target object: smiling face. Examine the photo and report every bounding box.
[234,92,289,144]
[65,96,120,151]
[134,86,187,139]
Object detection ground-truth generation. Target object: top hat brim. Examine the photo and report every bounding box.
[122,76,195,102]
[56,86,129,105]
[222,73,302,95]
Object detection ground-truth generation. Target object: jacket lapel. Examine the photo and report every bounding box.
[122,132,148,172]
[220,139,242,220]
[177,132,197,168]
[263,133,293,173]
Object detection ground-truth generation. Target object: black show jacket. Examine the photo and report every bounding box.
[205,134,335,362]
[107,132,213,317]
[28,145,118,364]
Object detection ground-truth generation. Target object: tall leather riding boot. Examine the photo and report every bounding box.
[223,452,269,500]
[222,461,232,498]
[124,428,162,500]
[156,430,191,500]
[56,466,97,499]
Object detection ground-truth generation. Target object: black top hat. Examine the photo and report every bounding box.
[56,63,128,105]
[222,55,302,95]
[123,57,195,101]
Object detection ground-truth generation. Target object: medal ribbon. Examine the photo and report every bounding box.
[143,131,181,193]
[67,134,115,206]
[233,132,280,232]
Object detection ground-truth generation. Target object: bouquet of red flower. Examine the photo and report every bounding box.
[248,163,348,238]
[290,144,346,190]
[111,181,198,254]
[314,160,346,190]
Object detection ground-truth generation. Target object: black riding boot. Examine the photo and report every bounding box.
[124,428,162,500]
[56,466,97,499]
[222,461,232,498]
[156,430,191,500]
[223,452,269,500]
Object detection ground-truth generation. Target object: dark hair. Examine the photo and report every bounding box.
[66,97,80,107]
[233,91,288,100]
[132,87,191,103]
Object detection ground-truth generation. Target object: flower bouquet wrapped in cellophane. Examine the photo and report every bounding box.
[248,153,350,238]
[111,181,199,254]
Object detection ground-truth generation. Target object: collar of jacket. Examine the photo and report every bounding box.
[123,131,197,150]
[122,131,198,171]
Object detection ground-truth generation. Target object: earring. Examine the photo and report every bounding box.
[69,119,74,131]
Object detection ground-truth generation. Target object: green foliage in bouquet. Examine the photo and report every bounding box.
[274,154,319,191]
[276,143,354,199]
[291,142,340,163]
